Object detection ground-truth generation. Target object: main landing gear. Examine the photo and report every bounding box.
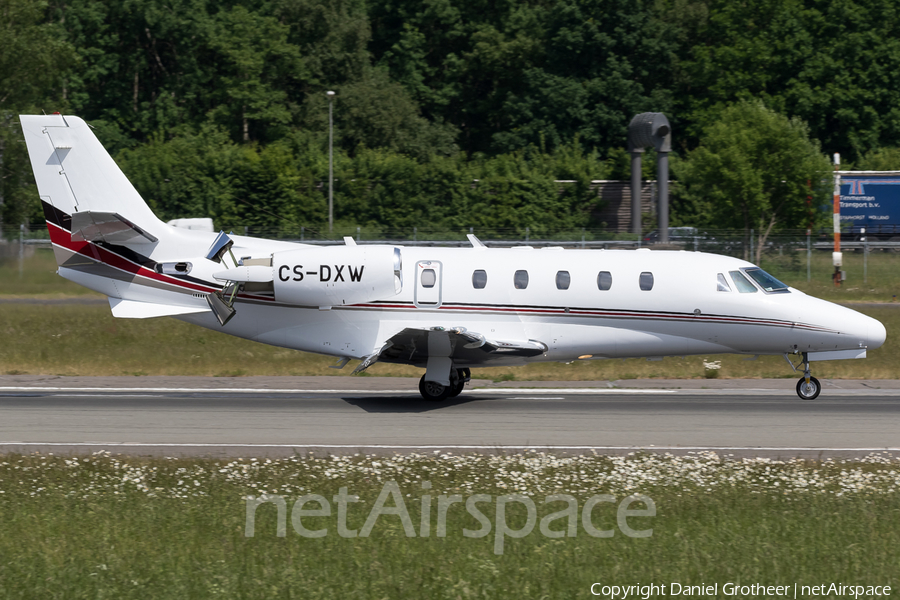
[794,352,821,400]
[418,368,471,401]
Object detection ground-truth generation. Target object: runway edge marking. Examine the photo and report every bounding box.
[0,442,898,452]
[0,386,676,394]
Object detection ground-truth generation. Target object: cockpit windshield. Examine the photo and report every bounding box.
[742,268,790,293]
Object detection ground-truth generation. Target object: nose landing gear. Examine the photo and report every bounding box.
[794,353,821,400]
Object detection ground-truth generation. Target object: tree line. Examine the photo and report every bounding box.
[3,0,900,241]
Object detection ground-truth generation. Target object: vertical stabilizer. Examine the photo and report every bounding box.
[19,114,170,245]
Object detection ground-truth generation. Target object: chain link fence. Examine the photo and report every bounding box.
[4,222,898,285]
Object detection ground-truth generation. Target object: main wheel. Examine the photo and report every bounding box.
[796,376,821,400]
[419,375,451,401]
[447,368,471,398]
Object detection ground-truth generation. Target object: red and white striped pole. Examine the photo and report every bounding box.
[833,153,842,287]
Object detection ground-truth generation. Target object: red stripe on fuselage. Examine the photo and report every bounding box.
[49,221,216,293]
[46,221,273,302]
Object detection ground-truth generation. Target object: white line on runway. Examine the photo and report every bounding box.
[0,386,677,394]
[473,388,678,394]
[49,394,164,398]
[0,442,897,452]
[0,387,413,394]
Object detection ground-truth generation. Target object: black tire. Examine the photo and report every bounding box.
[419,375,451,401]
[448,380,465,397]
[447,368,470,397]
[796,376,821,400]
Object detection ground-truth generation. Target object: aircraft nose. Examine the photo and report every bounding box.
[868,316,887,351]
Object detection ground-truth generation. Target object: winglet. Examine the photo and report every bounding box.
[467,234,486,249]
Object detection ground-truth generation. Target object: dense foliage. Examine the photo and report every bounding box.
[3,0,900,238]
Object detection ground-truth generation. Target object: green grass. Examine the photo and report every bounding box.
[760,248,900,303]
[0,249,103,298]
[0,452,897,599]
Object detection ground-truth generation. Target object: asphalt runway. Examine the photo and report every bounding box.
[1,384,898,458]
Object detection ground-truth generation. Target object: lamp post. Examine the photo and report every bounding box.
[327,90,335,233]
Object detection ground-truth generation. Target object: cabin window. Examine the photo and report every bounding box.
[472,269,487,289]
[743,268,790,293]
[421,268,437,288]
[729,270,757,293]
[717,273,731,292]
[514,270,529,289]
[597,271,612,291]
[639,272,654,291]
[556,271,570,290]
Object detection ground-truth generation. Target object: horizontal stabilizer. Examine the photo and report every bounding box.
[72,211,158,245]
[109,297,210,319]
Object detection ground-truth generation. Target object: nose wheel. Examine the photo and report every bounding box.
[796,376,821,400]
[794,352,821,400]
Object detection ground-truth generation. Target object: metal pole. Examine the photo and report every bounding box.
[327,91,335,233]
[18,224,24,279]
[750,228,754,263]
[833,153,841,286]
[863,227,868,284]
[806,229,811,282]
[657,153,669,244]
[630,151,643,237]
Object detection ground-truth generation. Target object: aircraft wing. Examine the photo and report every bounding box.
[353,327,547,374]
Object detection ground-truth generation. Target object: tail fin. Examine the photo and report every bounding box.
[20,114,172,248]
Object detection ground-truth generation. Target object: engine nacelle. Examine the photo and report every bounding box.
[272,245,402,307]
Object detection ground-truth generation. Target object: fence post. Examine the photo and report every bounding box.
[863,227,868,284]
[806,229,811,283]
[19,224,24,279]
[750,228,754,263]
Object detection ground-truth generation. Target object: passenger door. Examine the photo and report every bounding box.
[415,260,442,308]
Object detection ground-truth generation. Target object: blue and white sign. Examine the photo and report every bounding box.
[840,175,900,235]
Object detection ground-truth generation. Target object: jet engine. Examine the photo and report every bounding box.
[272,245,402,307]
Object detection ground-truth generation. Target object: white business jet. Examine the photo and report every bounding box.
[20,114,886,400]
